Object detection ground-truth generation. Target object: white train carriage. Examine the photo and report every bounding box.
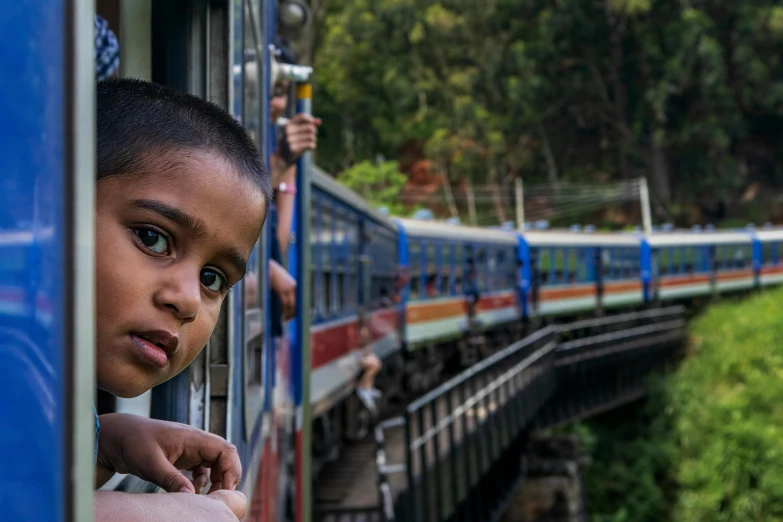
[521,231,644,316]
[755,228,783,286]
[644,231,755,300]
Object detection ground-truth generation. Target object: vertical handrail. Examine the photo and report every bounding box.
[283,62,314,522]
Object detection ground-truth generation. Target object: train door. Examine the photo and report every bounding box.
[0,1,95,519]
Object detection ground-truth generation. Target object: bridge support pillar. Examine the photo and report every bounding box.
[501,435,589,522]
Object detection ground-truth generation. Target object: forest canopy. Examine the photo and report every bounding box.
[304,0,783,225]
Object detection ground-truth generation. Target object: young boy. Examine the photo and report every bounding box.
[92,78,271,521]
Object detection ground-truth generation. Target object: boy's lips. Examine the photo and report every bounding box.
[129,330,178,368]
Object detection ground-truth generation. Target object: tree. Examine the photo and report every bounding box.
[336,160,416,216]
[313,0,783,225]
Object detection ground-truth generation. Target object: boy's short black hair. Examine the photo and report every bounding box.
[97,78,272,205]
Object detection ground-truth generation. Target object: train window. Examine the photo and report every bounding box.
[509,249,519,287]
[476,247,487,291]
[601,249,612,279]
[337,273,345,312]
[332,210,345,314]
[496,248,504,289]
[426,243,437,298]
[630,248,640,278]
[323,272,332,316]
[765,242,780,265]
[453,244,463,295]
[575,248,587,282]
[311,195,322,318]
[659,249,670,275]
[409,240,421,299]
[438,244,450,295]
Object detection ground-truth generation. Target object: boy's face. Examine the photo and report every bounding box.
[95,151,267,397]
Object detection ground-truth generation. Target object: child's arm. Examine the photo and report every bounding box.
[95,490,246,521]
[97,414,242,494]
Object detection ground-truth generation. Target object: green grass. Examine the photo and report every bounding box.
[564,287,783,522]
[668,287,783,521]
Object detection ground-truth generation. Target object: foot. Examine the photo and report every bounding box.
[357,387,378,415]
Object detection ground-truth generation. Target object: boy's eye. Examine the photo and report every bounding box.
[134,228,169,255]
[201,269,225,292]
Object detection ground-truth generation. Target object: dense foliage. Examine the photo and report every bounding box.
[575,287,783,521]
[305,0,783,224]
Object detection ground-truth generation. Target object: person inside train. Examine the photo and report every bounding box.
[425,274,439,298]
[92,79,271,521]
[94,14,119,81]
[464,258,480,319]
[270,39,320,258]
[264,40,320,328]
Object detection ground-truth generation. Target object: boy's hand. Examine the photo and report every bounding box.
[97,413,241,494]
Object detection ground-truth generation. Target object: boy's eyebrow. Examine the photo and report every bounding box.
[132,199,248,276]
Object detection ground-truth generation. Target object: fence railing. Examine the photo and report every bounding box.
[537,306,686,428]
[400,326,559,522]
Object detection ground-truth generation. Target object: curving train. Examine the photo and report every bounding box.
[302,168,783,475]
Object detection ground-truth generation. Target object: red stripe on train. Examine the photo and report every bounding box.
[311,308,398,371]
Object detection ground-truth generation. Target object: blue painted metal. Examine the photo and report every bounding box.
[640,239,652,302]
[751,234,763,287]
[0,2,71,519]
[516,235,531,318]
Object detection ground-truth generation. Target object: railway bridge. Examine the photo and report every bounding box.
[316,305,687,522]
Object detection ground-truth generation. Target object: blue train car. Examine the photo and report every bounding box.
[0,1,95,519]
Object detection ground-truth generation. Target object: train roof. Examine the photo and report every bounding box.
[521,230,641,247]
[645,231,753,246]
[755,228,783,242]
[394,218,518,245]
[312,166,396,230]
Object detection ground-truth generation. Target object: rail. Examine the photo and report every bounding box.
[394,305,687,522]
[401,326,559,522]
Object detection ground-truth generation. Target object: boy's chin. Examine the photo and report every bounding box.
[98,365,164,399]
[101,382,154,399]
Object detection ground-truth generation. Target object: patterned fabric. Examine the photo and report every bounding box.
[94,403,100,466]
[95,14,119,81]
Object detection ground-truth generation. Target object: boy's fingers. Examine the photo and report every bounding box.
[154,458,195,494]
[193,438,242,491]
[208,490,247,520]
[191,466,210,494]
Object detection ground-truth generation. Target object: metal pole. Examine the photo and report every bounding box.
[515,178,525,231]
[639,176,653,235]
[281,62,313,522]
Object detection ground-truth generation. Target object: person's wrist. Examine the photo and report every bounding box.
[95,413,130,471]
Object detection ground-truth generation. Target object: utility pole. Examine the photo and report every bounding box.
[515,177,525,231]
[639,176,653,234]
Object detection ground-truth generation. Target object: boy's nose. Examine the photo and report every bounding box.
[155,266,201,322]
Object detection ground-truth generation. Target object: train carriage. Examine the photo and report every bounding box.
[644,231,755,300]
[393,218,522,376]
[755,228,783,287]
[520,231,644,316]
